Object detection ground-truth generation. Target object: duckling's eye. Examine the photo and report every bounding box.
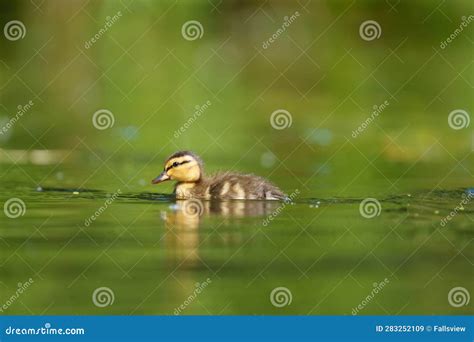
[172,162,179,167]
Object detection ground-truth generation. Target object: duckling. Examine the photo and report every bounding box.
[151,151,286,200]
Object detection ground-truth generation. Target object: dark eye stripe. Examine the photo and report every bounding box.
[165,160,191,171]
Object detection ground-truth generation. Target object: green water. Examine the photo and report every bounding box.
[0,163,472,315]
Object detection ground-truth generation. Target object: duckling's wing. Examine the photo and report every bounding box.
[208,172,286,200]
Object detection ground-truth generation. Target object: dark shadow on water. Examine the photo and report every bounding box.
[33,186,473,206]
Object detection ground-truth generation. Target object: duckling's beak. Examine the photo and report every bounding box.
[151,171,170,184]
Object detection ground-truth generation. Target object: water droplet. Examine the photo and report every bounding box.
[260,151,276,168]
[307,128,333,146]
[73,191,79,195]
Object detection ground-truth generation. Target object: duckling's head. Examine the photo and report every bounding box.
[152,151,203,184]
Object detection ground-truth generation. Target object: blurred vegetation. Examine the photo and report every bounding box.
[0,0,473,316]
[0,0,472,196]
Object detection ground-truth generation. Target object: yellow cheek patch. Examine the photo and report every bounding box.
[165,159,200,182]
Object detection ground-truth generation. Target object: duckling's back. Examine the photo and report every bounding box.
[206,173,286,200]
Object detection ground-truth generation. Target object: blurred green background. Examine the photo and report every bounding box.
[0,0,472,196]
[0,1,472,315]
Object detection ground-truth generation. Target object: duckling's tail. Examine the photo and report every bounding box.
[264,187,288,201]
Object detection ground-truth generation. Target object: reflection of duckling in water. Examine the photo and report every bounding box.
[164,198,283,224]
[151,151,286,200]
[160,199,281,266]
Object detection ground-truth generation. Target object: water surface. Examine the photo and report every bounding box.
[1,164,472,315]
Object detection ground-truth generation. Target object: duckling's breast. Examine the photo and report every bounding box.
[174,182,198,199]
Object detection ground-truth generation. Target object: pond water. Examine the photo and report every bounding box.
[0,163,472,315]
